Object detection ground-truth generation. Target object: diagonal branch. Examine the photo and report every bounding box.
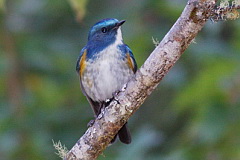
[65,0,217,159]
[211,0,240,21]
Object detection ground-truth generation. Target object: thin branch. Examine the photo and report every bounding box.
[65,0,217,159]
[211,0,240,21]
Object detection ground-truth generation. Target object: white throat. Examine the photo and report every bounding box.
[115,27,123,44]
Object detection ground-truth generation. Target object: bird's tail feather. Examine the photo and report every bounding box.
[110,123,131,144]
[118,123,131,144]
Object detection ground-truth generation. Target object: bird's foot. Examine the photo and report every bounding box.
[112,90,120,97]
[112,91,120,104]
[87,119,95,127]
[105,98,111,103]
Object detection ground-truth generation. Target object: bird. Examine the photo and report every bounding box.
[76,18,137,144]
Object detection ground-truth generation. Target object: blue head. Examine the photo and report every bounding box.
[88,18,125,45]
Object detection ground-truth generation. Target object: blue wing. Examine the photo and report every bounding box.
[125,45,137,73]
[76,46,87,96]
[118,44,137,73]
[76,46,87,73]
[76,46,103,115]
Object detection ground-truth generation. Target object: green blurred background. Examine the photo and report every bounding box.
[1,0,240,159]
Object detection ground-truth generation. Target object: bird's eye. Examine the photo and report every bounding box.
[101,27,107,33]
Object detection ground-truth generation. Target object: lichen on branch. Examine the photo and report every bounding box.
[211,0,240,21]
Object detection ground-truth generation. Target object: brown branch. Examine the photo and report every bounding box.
[65,0,217,159]
[211,2,240,21]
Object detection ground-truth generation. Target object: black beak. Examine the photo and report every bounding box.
[116,20,126,27]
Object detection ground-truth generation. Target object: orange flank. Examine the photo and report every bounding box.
[126,53,134,72]
[79,49,87,77]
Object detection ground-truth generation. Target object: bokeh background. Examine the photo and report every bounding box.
[1,0,240,159]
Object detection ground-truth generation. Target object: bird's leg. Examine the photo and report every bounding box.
[112,91,120,104]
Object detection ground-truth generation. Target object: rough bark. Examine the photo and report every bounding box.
[66,0,218,159]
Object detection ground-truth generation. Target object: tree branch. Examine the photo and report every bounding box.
[211,0,240,21]
[65,0,217,159]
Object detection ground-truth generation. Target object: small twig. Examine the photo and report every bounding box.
[53,140,69,159]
